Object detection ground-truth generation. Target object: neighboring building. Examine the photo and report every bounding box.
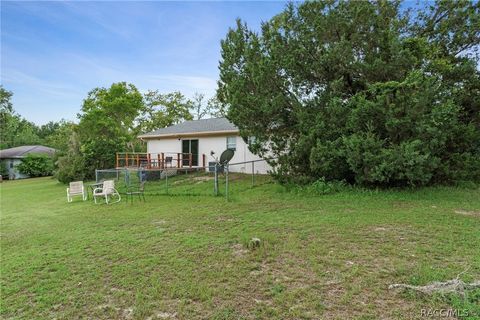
[137,117,271,174]
[0,145,56,180]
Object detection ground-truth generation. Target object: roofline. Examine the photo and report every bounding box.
[138,129,240,140]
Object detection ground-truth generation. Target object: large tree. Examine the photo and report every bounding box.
[78,82,144,175]
[191,92,226,120]
[0,86,41,149]
[218,0,480,186]
[137,90,193,133]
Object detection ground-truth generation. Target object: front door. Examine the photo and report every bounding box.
[182,139,199,166]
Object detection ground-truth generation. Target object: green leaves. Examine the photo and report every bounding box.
[218,0,480,187]
[16,153,54,177]
[137,90,193,134]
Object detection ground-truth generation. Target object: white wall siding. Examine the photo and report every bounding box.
[3,159,28,180]
[146,135,271,174]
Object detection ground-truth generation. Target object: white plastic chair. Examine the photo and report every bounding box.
[67,181,87,202]
[93,180,121,204]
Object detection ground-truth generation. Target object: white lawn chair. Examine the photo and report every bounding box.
[93,180,121,204]
[67,181,87,202]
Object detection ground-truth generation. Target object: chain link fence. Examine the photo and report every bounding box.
[95,159,272,200]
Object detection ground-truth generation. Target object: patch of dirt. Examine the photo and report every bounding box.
[146,311,177,319]
[215,215,235,222]
[122,307,133,319]
[231,243,248,258]
[193,176,214,182]
[454,209,480,217]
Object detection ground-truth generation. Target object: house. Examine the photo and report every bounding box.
[131,117,271,174]
[0,145,56,180]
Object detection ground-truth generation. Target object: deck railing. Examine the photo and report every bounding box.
[116,152,206,169]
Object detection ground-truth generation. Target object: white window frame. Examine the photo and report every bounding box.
[226,136,236,151]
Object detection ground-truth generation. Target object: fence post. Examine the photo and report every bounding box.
[95,169,98,183]
[165,169,169,194]
[225,164,229,201]
[214,163,218,196]
[252,161,255,187]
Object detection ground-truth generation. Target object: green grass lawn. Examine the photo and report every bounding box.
[1,177,479,319]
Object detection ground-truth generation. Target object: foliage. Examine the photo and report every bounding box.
[54,130,86,183]
[16,153,54,177]
[56,82,214,180]
[0,160,9,178]
[42,120,76,152]
[191,92,226,120]
[218,0,480,187]
[0,85,13,114]
[137,90,193,133]
[77,82,144,176]
[1,86,42,149]
[1,86,73,150]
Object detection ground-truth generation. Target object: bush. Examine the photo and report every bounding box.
[0,160,9,179]
[218,1,480,187]
[54,130,86,184]
[16,154,54,177]
[55,153,86,184]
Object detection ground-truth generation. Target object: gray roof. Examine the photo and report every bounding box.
[139,117,238,138]
[0,145,57,159]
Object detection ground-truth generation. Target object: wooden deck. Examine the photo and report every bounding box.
[116,152,206,169]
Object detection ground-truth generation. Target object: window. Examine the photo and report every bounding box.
[226,136,236,151]
[9,161,14,169]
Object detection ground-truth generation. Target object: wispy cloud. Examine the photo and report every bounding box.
[2,69,83,98]
[1,1,287,124]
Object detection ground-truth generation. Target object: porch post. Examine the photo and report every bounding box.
[189,153,192,167]
[177,153,181,168]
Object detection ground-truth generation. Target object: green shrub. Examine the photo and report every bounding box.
[218,1,480,187]
[0,160,8,178]
[16,154,54,177]
[287,177,347,196]
[55,152,86,184]
[54,130,86,184]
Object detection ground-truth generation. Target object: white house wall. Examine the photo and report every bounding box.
[146,135,271,174]
[2,159,28,180]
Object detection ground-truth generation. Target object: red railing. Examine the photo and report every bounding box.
[116,152,206,169]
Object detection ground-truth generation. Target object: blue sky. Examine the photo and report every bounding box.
[1,1,288,124]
